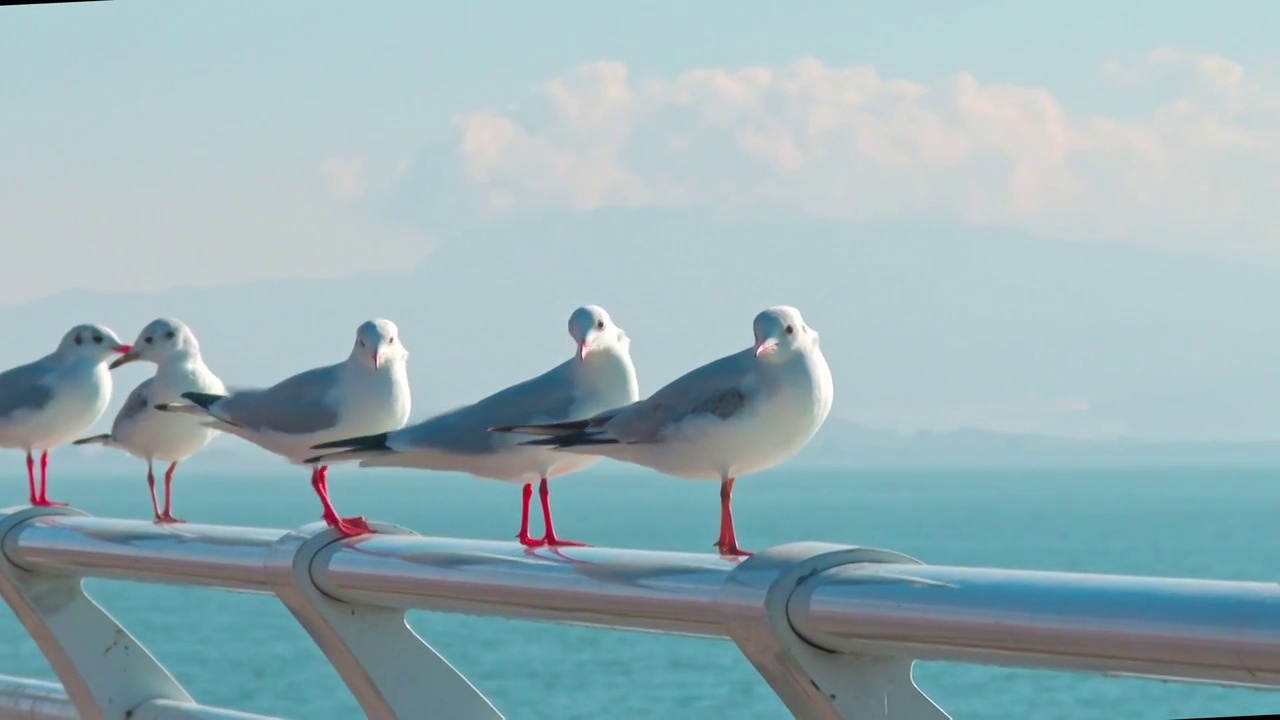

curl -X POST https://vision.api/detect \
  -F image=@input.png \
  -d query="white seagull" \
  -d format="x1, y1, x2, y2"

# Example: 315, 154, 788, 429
73, 318, 226, 523
156, 319, 411, 537
0, 323, 132, 506
307, 305, 640, 547
491, 306, 833, 557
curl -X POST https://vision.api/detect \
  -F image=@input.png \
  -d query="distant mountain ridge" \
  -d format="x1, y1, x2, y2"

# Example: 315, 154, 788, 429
54, 416, 1280, 478
6, 211, 1280, 454
800, 419, 1280, 468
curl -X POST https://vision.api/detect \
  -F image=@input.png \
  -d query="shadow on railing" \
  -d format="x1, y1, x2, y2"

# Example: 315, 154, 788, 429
0, 504, 1277, 719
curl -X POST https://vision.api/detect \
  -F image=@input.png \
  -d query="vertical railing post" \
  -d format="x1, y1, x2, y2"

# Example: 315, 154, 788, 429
263, 522, 504, 720
717, 542, 950, 720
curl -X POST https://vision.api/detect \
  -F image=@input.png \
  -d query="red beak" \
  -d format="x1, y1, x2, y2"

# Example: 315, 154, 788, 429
578, 341, 591, 360
373, 352, 381, 369
114, 344, 132, 354
754, 339, 778, 358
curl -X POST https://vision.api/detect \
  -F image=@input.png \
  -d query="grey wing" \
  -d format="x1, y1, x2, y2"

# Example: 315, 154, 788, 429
111, 378, 155, 436
214, 364, 341, 434
0, 357, 57, 420
397, 364, 578, 454
605, 350, 757, 443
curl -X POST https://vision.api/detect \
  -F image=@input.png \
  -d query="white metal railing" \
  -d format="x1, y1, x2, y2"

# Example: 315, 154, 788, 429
0, 504, 1277, 720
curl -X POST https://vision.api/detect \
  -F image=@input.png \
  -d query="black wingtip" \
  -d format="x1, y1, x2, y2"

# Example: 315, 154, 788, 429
517, 436, 564, 447
518, 432, 620, 448
181, 392, 226, 410
71, 434, 111, 446
490, 418, 595, 437
310, 432, 391, 452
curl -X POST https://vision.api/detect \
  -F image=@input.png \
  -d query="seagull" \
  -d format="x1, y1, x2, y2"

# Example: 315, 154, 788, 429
73, 318, 226, 523
155, 319, 411, 537
306, 305, 640, 547
491, 306, 833, 557
0, 323, 132, 507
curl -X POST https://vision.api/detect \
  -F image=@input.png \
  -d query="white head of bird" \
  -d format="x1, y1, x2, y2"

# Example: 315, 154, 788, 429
110, 317, 202, 370
351, 319, 407, 370
56, 323, 131, 365
568, 305, 628, 361
752, 306, 819, 363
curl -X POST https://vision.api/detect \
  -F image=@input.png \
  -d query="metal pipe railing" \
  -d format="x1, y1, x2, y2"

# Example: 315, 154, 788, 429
789, 562, 1280, 688
0, 675, 77, 720
0, 506, 1277, 720
4, 515, 284, 591
0, 674, 287, 720
311, 534, 738, 637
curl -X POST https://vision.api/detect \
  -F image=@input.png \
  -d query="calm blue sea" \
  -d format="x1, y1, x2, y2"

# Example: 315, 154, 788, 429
0, 464, 1276, 720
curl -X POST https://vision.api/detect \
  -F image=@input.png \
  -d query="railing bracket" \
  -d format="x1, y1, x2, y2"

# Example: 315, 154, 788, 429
718, 542, 950, 720
264, 522, 503, 720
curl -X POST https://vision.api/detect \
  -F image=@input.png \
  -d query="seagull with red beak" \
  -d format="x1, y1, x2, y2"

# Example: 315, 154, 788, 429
156, 319, 410, 537
307, 305, 639, 547
491, 306, 833, 557
0, 323, 132, 507
73, 317, 226, 523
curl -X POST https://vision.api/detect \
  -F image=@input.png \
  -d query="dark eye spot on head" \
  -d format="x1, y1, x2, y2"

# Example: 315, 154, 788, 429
388, 337, 395, 345
595, 320, 605, 330
144, 336, 154, 345
92, 335, 103, 345
164, 330, 175, 340
74, 334, 83, 346
358, 339, 366, 348
785, 325, 794, 335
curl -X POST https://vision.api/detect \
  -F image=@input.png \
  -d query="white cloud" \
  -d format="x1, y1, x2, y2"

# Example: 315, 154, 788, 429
448, 49, 1280, 250
319, 155, 370, 201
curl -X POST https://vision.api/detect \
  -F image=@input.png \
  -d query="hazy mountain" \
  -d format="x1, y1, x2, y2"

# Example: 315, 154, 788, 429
4, 209, 1280, 451
51, 415, 1280, 479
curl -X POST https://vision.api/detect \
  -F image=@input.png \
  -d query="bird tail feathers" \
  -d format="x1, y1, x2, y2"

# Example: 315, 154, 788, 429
311, 432, 392, 452
517, 430, 620, 449
153, 402, 212, 418
71, 434, 112, 446
182, 392, 227, 411
303, 432, 393, 465
302, 448, 384, 464
489, 418, 592, 437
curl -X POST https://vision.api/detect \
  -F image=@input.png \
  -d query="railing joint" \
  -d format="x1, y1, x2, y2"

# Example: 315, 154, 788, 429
262, 521, 502, 720
717, 542, 947, 720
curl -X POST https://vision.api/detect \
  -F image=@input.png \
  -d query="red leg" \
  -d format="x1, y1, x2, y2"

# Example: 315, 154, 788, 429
311, 465, 372, 537
714, 478, 732, 549
35, 450, 66, 507
158, 462, 185, 523
716, 477, 752, 557
539, 478, 587, 547
517, 482, 544, 547
147, 464, 163, 522
25, 451, 37, 505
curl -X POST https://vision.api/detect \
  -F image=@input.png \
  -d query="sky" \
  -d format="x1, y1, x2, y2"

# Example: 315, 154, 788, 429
5, 1, 1280, 443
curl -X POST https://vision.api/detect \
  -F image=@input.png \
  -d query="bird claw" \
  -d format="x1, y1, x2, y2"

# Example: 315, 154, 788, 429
543, 536, 588, 548
32, 498, 68, 508
517, 532, 546, 548
326, 514, 374, 538
155, 514, 187, 525
713, 538, 753, 557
